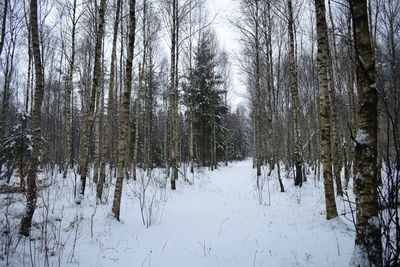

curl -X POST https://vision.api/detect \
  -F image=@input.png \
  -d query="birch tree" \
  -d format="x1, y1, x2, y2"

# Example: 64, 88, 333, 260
97, 0, 122, 202
350, 0, 382, 265
132, 0, 147, 181
315, 0, 338, 220
76, 0, 106, 203
19, 0, 45, 236
63, 0, 79, 178
0, 0, 8, 57
112, 0, 136, 220
253, 0, 262, 179
169, 0, 179, 190
287, 0, 303, 186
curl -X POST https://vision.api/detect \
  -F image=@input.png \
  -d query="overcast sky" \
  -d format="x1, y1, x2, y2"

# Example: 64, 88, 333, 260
205, 0, 247, 109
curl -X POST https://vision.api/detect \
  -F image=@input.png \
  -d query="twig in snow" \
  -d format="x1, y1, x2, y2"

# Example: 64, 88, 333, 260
218, 217, 229, 236
329, 221, 341, 256
161, 237, 169, 253
253, 250, 258, 267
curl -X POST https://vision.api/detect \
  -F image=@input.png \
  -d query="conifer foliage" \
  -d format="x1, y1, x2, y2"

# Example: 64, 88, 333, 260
189, 31, 227, 166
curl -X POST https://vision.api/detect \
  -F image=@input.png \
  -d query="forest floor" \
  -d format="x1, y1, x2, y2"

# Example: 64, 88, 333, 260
1, 159, 355, 266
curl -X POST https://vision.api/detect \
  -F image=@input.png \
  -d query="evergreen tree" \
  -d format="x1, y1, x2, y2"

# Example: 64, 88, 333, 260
225, 106, 250, 161
0, 112, 33, 185
189, 31, 227, 166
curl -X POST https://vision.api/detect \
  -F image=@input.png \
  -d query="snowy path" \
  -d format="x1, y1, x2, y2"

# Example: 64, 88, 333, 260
69, 159, 354, 267
1, 159, 354, 266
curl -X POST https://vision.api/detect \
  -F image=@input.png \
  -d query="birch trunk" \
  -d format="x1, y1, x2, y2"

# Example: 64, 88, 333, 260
0, 46, 11, 141
328, 73, 343, 196
188, 0, 194, 173
93, 38, 106, 183
346, 14, 357, 188
97, 0, 122, 201
327, 0, 343, 196
315, 0, 338, 220
265, 2, 275, 176
0, 0, 11, 160
76, 0, 106, 203
132, 0, 147, 180
287, 0, 303, 186
174, 0, 180, 176
254, 0, 262, 178
350, 0, 382, 264
19, 0, 44, 236
0, 0, 8, 57
93, 60, 104, 183
112, 0, 136, 221
275, 31, 285, 192
170, 0, 179, 189
144, 43, 154, 171
63, 0, 77, 179
133, 63, 143, 181
164, 93, 170, 175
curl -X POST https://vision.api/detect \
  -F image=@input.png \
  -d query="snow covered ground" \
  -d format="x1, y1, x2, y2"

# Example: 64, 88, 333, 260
1, 159, 355, 266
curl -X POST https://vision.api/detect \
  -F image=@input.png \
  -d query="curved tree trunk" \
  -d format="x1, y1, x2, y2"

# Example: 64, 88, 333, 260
19, 0, 45, 236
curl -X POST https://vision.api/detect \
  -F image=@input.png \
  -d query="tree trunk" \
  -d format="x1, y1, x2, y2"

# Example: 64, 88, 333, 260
315, 0, 338, 220
133, 0, 147, 180
93, 39, 106, 184
254, 0, 262, 178
346, 12, 357, 188
63, 0, 77, 179
93, 58, 104, 183
0, 0, 8, 57
25, 26, 32, 114
112, 0, 136, 221
144, 40, 154, 172
328, 80, 343, 196
188, 0, 194, 173
19, 0, 45, 236
97, 0, 122, 202
350, 0, 382, 265
287, 0, 303, 186
265, 2, 277, 178
76, 0, 106, 203
275, 31, 285, 192
0, 48, 11, 141
170, 0, 179, 190
164, 93, 170, 175
327, 0, 343, 196
133, 63, 143, 180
